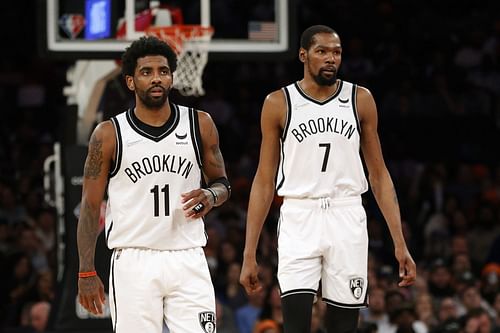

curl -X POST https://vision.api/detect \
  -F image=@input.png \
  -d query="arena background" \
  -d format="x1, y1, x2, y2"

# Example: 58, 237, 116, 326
1, 1, 500, 333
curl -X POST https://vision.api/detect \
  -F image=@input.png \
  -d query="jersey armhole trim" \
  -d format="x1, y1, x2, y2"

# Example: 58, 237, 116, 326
281, 86, 292, 141
189, 108, 204, 169
109, 116, 122, 178
351, 84, 361, 135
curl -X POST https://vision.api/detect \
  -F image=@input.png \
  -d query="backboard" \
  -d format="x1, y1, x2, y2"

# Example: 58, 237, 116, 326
39, 0, 296, 60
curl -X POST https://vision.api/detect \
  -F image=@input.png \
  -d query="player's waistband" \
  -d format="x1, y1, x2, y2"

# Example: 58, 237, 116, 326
283, 196, 361, 209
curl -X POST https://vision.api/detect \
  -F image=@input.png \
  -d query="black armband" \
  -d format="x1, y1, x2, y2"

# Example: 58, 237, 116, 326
208, 177, 231, 199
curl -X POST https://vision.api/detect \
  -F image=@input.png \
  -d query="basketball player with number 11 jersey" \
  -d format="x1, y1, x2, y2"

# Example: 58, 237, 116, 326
77, 36, 230, 333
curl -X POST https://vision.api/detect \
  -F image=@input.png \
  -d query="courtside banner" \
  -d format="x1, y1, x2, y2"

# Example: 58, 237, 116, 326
51, 145, 112, 332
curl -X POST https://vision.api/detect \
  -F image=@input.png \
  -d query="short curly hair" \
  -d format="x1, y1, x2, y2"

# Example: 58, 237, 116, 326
121, 36, 177, 77
300, 25, 338, 50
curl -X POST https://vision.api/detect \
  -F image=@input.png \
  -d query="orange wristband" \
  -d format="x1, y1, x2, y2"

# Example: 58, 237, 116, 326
78, 271, 97, 278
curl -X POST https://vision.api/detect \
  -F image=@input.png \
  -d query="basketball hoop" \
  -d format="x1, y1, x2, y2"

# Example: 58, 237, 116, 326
146, 25, 213, 97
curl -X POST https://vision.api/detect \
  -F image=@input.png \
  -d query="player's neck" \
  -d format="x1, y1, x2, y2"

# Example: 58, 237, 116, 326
134, 102, 171, 127
298, 78, 340, 101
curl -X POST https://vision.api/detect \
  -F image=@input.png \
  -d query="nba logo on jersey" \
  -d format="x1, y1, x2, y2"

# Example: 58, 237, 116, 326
349, 277, 364, 300
198, 311, 215, 333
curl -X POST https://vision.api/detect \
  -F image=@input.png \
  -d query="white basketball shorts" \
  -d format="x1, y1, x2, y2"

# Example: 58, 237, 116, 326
109, 247, 216, 333
277, 196, 368, 308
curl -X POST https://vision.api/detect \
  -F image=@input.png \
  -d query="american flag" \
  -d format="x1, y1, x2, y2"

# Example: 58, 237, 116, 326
248, 21, 278, 41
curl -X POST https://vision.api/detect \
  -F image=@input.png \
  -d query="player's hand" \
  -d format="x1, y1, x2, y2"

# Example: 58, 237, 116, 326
395, 246, 416, 287
239, 258, 262, 295
181, 189, 214, 219
78, 275, 106, 315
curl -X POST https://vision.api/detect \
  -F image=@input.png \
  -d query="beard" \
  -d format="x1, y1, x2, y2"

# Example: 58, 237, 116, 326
312, 69, 337, 86
136, 85, 170, 109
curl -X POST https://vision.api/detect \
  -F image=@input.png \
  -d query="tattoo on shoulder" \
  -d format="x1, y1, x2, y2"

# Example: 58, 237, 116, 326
84, 134, 103, 179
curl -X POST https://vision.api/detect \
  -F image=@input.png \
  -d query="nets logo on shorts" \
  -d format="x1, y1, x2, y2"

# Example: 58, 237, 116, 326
198, 311, 215, 333
349, 277, 364, 300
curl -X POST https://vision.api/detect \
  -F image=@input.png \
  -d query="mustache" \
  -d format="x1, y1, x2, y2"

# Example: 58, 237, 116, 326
147, 85, 166, 92
320, 66, 337, 73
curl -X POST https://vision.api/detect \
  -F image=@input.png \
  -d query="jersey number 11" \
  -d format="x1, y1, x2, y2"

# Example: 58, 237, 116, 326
150, 184, 170, 217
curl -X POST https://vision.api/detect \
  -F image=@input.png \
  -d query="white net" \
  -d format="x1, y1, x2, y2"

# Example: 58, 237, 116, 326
147, 25, 213, 96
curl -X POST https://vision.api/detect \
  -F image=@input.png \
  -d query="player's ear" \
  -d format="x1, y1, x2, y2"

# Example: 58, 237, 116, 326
299, 48, 306, 63
125, 75, 135, 91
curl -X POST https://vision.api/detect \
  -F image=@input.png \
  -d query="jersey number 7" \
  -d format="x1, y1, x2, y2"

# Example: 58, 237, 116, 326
319, 143, 331, 172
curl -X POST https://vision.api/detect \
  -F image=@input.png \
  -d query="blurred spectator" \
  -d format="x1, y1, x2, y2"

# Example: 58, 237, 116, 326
255, 283, 283, 330
215, 298, 240, 333
456, 284, 496, 319
2, 252, 37, 327
235, 287, 266, 333
415, 292, 438, 330
467, 202, 500, 268
360, 286, 391, 332
390, 302, 428, 333
15, 225, 48, 274
436, 297, 460, 324
453, 271, 478, 298
217, 240, 240, 277
32, 209, 55, 254
451, 253, 473, 279
29, 301, 50, 333
216, 261, 248, 309
32, 271, 55, 303
428, 259, 456, 300
462, 307, 495, 333
479, 263, 500, 306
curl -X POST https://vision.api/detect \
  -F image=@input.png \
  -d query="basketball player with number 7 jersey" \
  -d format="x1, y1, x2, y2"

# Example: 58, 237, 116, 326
240, 25, 416, 333
76, 36, 230, 333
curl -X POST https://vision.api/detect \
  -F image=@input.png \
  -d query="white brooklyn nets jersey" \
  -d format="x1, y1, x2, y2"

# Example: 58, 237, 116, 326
277, 81, 368, 198
105, 106, 206, 250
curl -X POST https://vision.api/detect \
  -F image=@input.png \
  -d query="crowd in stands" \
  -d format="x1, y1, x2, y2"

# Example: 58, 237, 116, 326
1, 0, 500, 332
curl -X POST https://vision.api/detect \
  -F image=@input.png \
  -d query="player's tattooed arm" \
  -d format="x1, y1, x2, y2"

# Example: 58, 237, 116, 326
77, 200, 100, 271
84, 133, 103, 179
77, 122, 114, 271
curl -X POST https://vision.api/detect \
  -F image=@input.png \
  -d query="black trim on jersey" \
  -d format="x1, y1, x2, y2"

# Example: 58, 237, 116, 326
294, 80, 343, 105
276, 139, 286, 191
351, 84, 361, 135
105, 221, 113, 246
281, 87, 292, 141
109, 117, 122, 178
125, 104, 180, 142
322, 297, 368, 309
281, 288, 317, 298
276, 211, 282, 239
275, 87, 291, 191
111, 252, 117, 332
188, 108, 204, 169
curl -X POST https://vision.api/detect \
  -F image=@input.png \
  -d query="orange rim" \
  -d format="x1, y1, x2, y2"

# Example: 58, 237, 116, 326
145, 25, 213, 53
